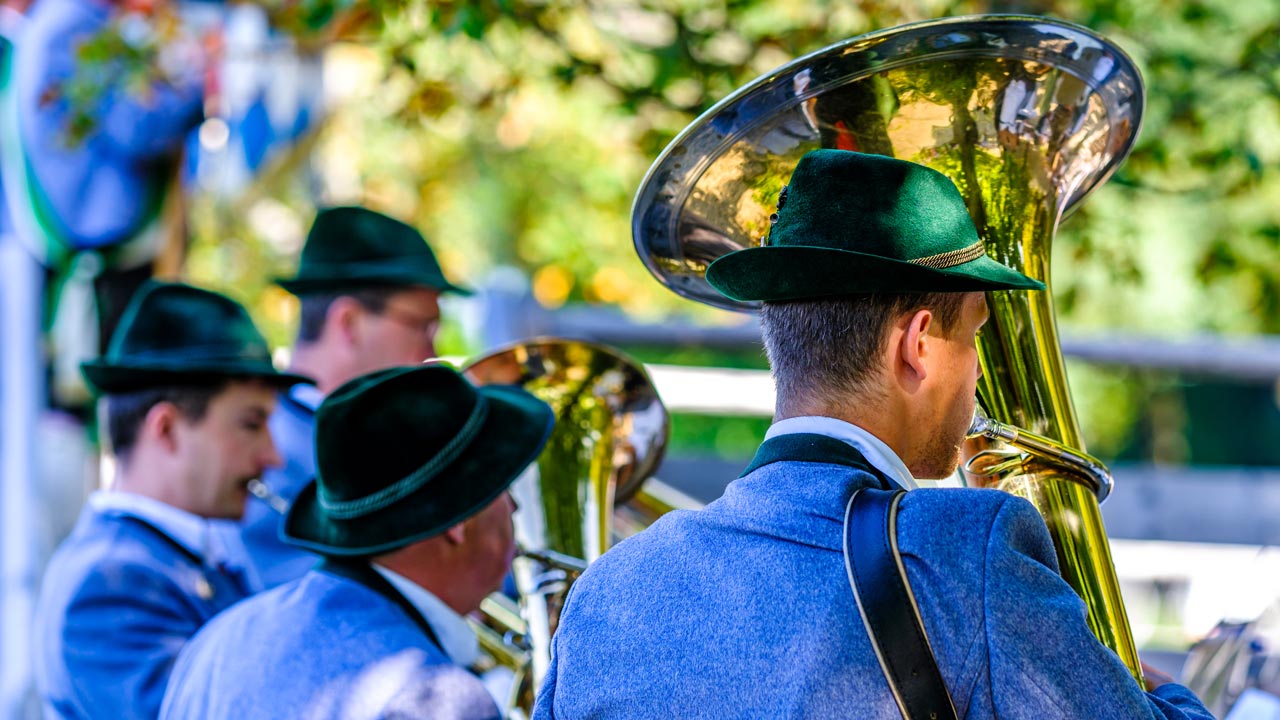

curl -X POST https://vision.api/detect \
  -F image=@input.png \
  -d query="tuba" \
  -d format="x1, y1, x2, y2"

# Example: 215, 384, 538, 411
462, 338, 670, 717
630, 15, 1146, 681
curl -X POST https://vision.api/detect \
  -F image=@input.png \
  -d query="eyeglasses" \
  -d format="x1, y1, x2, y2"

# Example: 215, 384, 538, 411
375, 305, 441, 339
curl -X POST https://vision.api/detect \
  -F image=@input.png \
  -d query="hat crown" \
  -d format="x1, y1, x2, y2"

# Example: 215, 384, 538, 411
314, 365, 486, 511
768, 150, 982, 261
107, 282, 271, 365
303, 207, 436, 264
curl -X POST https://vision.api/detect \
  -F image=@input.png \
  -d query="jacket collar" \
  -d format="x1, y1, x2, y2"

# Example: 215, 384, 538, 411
316, 558, 443, 651
283, 382, 325, 414
712, 434, 894, 551
372, 565, 480, 667
89, 490, 227, 565
763, 416, 917, 489
742, 433, 893, 485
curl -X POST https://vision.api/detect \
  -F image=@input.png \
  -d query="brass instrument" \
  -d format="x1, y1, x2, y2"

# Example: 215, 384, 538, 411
966, 406, 1112, 503
630, 15, 1146, 682
463, 338, 669, 717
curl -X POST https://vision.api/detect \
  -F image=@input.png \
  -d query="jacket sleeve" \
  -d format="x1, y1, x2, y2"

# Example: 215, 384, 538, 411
58, 563, 199, 720
530, 625, 562, 719
982, 495, 1213, 720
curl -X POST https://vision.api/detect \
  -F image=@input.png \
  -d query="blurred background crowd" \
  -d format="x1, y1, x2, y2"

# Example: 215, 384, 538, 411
3, 0, 1280, 717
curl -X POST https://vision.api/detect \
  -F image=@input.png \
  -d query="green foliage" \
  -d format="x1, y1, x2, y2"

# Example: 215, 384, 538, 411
54, 18, 163, 145
65, 0, 1280, 458
669, 412, 773, 457
1056, 0, 1280, 334
273, 0, 1280, 334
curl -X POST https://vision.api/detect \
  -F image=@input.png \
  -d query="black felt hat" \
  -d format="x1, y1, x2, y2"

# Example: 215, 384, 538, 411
705, 150, 1043, 302
80, 281, 312, 394
276, 206, 472, 296
283, 364, 553, 557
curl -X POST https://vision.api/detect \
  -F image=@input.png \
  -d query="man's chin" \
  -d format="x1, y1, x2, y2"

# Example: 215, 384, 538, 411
912, 450, 964, 481
213, 483, 253, 521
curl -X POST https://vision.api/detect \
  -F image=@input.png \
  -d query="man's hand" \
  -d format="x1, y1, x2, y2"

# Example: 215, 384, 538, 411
1142, 662, 1178, 691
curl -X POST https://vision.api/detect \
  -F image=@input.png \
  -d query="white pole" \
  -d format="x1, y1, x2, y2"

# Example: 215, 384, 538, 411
0, 232, 44, 719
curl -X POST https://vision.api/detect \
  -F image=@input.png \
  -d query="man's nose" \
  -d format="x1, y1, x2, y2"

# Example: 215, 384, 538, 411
261, 436, 283, 469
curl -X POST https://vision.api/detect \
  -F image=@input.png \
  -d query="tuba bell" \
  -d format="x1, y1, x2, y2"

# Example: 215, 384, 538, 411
630, 15, 1146, 682
462, 338, 670, 717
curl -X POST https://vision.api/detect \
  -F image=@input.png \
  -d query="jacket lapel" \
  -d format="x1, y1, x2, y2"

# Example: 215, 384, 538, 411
707, 434, 896, 552
105, 514, 251, 609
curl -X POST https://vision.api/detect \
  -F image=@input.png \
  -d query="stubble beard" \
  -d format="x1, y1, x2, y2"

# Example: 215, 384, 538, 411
914, 404, 973, 480
915, 437, 964, 480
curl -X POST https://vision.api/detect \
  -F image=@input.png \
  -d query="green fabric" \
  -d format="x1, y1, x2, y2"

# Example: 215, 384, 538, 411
276, 206, 471, 296
80, 281, 312, 394
740, 433, 885, 479
283, 364, 554, 557
705, 150, 1044, 301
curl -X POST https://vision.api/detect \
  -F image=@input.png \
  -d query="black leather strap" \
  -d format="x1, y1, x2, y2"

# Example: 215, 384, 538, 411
743, 431, 951, 717
318, 558, 444, 652
844, 489, 956, 720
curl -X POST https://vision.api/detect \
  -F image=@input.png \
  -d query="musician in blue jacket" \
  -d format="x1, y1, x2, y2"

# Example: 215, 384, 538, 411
533, 150, 1214, 719
161, 363, 554, 720
229, 205, 471, 589
35, 282, 311, 720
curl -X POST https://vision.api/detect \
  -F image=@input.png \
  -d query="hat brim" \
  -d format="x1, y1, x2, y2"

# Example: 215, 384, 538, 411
80, 361, 313, 396
281, 384, 554, 557
276, 274, 473, 298
705, 245, 1044, 302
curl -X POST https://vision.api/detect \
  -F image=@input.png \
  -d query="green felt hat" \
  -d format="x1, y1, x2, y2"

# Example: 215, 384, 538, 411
283, 364, 554, 557
705, 150, 1044, 301
80, 282, 312, 395
276, 206, 472, 296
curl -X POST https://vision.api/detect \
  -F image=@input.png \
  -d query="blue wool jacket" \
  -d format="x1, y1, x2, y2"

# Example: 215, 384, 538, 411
159, 567, 500, 720
231, 388, 322, 588
533, 434, 1213, 720
36, 505, 250, 720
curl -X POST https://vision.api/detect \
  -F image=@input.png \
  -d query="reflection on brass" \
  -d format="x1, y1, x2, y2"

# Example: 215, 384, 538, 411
464, 339, 669, 717
630, 16, 1145, 682
967, 406, 1113, 501
467, 594, 530, 678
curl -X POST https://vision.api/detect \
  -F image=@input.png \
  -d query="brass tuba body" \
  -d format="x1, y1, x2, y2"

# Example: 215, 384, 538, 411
630, 15, 1145, 681
463, 338, 670, 717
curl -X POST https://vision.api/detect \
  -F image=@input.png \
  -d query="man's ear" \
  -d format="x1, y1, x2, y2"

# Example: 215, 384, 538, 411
143, 401, 182, 454
328, 296, 364, 346
896, 308, 933, 385
443, 522, 467, 545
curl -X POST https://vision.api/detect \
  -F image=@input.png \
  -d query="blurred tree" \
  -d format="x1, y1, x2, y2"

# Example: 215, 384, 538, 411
62, 0, 1274, 330
230, 0, 1280, 329
60, 0, 1280, 456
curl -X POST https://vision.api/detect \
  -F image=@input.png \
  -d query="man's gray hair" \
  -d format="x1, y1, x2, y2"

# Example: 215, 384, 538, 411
296, 286, 406, 343
760, 292, 966, 414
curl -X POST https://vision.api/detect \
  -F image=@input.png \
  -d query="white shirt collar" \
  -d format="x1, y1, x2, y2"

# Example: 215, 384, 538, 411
764, 416, 918, 490
370, 565, 482, 667
288, 383, 325, 411
88, 490, 234, 565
